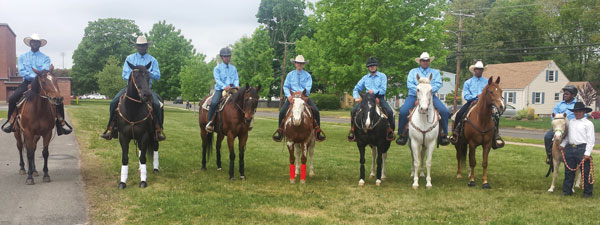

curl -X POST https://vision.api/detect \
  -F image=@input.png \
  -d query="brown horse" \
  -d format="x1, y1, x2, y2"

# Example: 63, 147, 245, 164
199, 83, 260, 180
283, 90, 316, 184
455, 76, 504, 189
12, 65, 63, 184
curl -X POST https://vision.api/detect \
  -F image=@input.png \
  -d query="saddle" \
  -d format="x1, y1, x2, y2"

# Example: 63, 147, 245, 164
201, 89, 238, 112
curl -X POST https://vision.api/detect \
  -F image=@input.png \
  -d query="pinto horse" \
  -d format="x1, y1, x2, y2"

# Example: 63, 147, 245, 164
283, 90, 316, 184
455, 76, 504, 189
115, 62, 159, 189
199, 83, 260, 180
408, 74, 439, 189
352, 92, 391, 186
11, 65, 62, 184
546, 113, 580, 192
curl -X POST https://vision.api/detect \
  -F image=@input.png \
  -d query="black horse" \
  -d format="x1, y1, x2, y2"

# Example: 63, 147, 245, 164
351, 92, 391, 186
116, 62, 159, 189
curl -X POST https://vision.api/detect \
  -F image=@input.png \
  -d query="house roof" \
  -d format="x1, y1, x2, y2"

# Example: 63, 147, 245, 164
567, 81, 594, 90
0, 23, 16, 37
482, 60, 554, 89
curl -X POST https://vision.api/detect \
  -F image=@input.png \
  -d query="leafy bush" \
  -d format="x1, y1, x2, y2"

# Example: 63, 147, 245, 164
515, 108, 528, 120
526, 107, 536, 120
310, 93, 341, 110
592, 111, 600, 119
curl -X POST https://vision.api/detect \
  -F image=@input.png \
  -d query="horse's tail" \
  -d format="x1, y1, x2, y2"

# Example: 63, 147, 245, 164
206, 131, 213, 160
545, 159, 554, 177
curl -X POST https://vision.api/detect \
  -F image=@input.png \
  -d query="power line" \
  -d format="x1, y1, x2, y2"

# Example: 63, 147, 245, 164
454, 43, 600, 54
447, 49, 598, 59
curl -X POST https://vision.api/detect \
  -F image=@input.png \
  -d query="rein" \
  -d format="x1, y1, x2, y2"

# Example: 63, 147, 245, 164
116, 69, 153, 139
408, 98, 440, 143
560, 147, 596, 189
354, 100, 384, 132
37, 73, 61, 106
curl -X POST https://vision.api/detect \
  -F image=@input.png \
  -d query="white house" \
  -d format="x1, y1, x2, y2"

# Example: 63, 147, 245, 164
483, 60, 570, 116
436, 71, 456, 106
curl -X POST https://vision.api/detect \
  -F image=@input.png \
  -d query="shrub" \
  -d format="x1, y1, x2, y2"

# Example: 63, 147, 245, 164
526, 107, 536, 120
592, 111, 600, 119
515, 108, 528, 120
310, 93, 341, 110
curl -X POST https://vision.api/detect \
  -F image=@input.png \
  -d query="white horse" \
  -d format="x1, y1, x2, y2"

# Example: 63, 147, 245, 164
547, 113, 580, 192
408, 74, 439, 189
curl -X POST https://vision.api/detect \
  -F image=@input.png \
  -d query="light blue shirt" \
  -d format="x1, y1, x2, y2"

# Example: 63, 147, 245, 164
18, 51, 50, 81
462, 76, 488, 101
213, 63, 239, 91
552, 99, 578, 120
283, 69, 312, 97
352, 72, 387, 99
122, 52, 160, 84
407, 67, 442, 96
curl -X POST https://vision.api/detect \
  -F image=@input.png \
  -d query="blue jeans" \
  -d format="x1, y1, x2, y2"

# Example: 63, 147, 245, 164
351, 95, 394, 131
397, 95, 448, 136
109, 88, 163, 128
544, 129, 553, 155
563, 144, 593, 196
207, 90, 223, 121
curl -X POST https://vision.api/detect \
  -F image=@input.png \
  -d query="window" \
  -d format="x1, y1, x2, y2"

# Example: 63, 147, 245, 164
554, 92, 560, 101
438, 93, 446, 102
546, 70, 559, 82
532, 92, 545, 104
503, 92, 516, 104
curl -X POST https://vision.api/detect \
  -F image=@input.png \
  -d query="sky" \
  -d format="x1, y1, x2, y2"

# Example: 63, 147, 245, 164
0, 0, 265, 69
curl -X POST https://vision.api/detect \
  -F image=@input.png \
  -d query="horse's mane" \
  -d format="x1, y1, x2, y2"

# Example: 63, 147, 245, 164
418, 77, 431, 84
233, 85, 250, 103
26, 71, 48, 100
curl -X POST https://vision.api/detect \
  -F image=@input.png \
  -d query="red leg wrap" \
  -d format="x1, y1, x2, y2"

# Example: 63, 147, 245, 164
301, 164, 307, 180
289, 164, 295, 179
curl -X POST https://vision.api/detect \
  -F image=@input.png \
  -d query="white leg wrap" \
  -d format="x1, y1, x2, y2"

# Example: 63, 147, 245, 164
153, 152, 159, 170
120, 165, 128, 183
140, 164, 147, 182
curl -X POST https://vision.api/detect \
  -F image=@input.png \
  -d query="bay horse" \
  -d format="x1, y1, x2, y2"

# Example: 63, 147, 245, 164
455, 76, 504, 189
12, 65, 62, 184
408, 74, 439, 189
546, 113, 580, 192
116, 62, 159, 189
352, 92, 390, 186
283, 90, 316, 184
199, 83, 260, 180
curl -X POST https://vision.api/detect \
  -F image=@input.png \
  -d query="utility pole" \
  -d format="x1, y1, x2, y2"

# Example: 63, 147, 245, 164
450, 11, 474, 114
60, 52, 65, 69
278, 41, 295, 108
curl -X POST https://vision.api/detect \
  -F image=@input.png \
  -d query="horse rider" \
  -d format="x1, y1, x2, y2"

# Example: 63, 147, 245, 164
396, 52, 450, 146
347, 57, 395, 141
272, 55, 326, 142
205, 47, 240, 133
450, 61, 504, 149
544, 85, 579, 163
2, 33, 72, 135
559, 102, 595, 198
101, 35, 164, 141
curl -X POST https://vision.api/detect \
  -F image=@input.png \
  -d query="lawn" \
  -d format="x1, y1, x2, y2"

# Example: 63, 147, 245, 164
69, 101, 599, 225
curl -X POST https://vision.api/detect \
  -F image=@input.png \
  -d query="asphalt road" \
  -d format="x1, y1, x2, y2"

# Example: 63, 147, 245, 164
0, 115, 88, 225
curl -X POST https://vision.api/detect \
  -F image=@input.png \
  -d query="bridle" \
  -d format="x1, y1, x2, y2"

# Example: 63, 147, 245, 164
116, 69, 153, 139
354, 96, 383, 132
37, 72, 62, 106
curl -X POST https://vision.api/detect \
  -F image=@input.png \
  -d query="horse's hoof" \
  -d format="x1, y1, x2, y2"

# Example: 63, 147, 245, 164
26, 178, 34, 185
376, 179, 382, 186
419, 173, 425, 178
201, 167, 207, 171
139, 181, 147, 188
43, 176, 51, 183
19, 169, 26, 175
358, 179, 365, 187
300, 179, 306, 184
229, 177, 235, 181
217, 168, 222, 171
426, 185, 432, 189
240, 176, 246, 180
457, 174, 462, 179
482, 183, 491, 189
369, 174, 375, 179
309, 171, 315, 177
153, 169, 159, 173
548, 188, 554, 193
290, 179, 295, 184
412, 185, 418, 190
32, 171, 39, 177
118, 182, 126, 189
468, 181, 476, 187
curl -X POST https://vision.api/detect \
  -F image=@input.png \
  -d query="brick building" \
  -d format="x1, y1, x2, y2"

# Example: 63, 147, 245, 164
0, 23, 71, 105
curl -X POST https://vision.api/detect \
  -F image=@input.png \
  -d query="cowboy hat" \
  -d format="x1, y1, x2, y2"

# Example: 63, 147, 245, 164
135, 35, 152, 45
568, 102, 593, 113
290, 55, 308, 64
469, 61, 486, 73
23, 33, 47, 47
414, 52, 434, 64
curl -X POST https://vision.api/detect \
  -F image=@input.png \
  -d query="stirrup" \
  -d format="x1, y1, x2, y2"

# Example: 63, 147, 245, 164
101, 129, 113, 140
272, 129, 283, 142
492, 138, 504, 150
347, 130, 355, 142
316, 129, 326, 142
205, 121, 214, 133
2, 121, 13, 133
156, 129, 166, 141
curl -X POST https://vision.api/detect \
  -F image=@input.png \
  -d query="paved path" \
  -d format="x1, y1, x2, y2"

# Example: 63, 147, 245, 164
0, 115, 88, 225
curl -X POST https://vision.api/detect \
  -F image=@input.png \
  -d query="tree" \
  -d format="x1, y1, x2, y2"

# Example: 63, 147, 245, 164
445, 90, 462, 106
71, 18, 141, 95
147, 20, 196, 100
95, 56, 126, 98
576, 83, 598, 106
179, 54, 215, 102
296, 0, 448, 96
231, 26, 275, 97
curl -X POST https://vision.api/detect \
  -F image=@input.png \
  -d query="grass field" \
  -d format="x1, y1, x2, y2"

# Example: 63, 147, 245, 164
69, 101, 599, 224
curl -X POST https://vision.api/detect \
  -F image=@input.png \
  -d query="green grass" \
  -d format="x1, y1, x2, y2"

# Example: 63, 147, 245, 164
70, 100, 600, 225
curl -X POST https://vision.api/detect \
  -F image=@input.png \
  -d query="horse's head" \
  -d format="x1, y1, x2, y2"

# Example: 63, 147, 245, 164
32, 64, 62, 105
357, 92, 378, 130
483, 76, 504, 114
551, 113, 568, 141
240, 83, 261, 124
415, 73, 433, 114
127, 62, 153, 103
289, 89, 309, 126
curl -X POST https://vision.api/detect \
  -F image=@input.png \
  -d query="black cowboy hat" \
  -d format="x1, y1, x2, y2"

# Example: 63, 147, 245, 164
568, 102, 592, 113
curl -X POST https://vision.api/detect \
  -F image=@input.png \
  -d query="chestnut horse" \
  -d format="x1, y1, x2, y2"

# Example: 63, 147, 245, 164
199, 83, 260, 180
283, 90, 316, 184
12, 65, 62, 184
455, 76, 504, 189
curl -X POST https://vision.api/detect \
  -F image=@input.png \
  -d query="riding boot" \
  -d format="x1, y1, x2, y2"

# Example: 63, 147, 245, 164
396, 128, 408, 145
272, 127, 284, 142
347, 126, 356, 142
2, 105, 16, 133
55, 105, 72, 136
155, 122, 166, 141
315, 126, 326, 142
438, 130, 450, 146
386, 126, 395, 141
101, 114, 116, 140
491, 128, 504, 149
205, 116, 216, 133
449, 125, 459, 145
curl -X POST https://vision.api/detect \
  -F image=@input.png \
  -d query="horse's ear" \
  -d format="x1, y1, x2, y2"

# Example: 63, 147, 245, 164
145, 62, 152, 70
256, 84, 262, 92
302, 89, 307, 96
495, 76, 500, 84
32, 68, 40, 75
429, 73, 432, 81
488, 76, 493, 85
245, 83, 249, 89
562, 113, 566, 118
49, 64, 54, 73
552, 113, 555, 118
127, 61, 135, 70
416, 73, 420, 81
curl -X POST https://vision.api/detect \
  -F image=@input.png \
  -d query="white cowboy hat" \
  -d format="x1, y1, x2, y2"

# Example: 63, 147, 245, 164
135, 35, 152, 45
414, 52, 434, 64
468, 61, 486, 73
290, 55, 308, 64
23, 33, 47, 47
